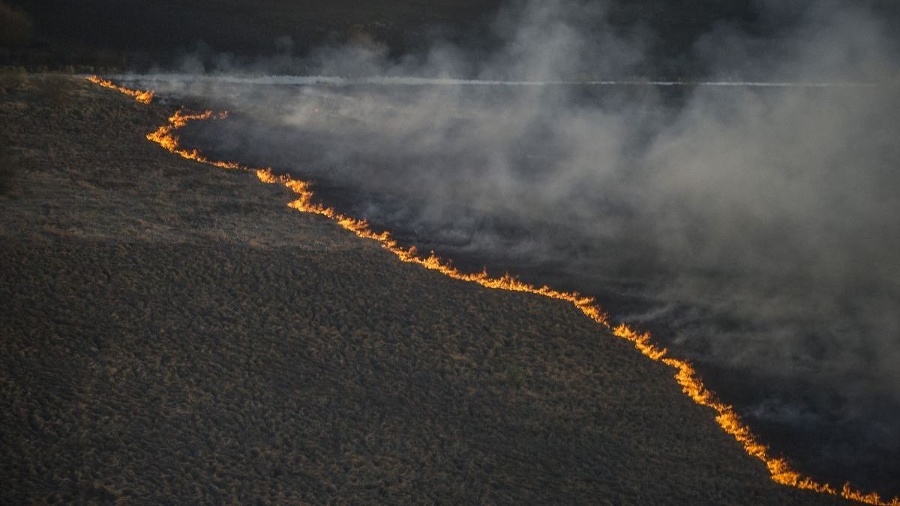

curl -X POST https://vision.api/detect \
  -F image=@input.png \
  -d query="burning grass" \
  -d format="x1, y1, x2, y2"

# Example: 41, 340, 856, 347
87, 75, 153, 104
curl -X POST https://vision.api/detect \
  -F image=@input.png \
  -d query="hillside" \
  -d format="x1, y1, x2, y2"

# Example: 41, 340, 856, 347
0, 74, 847, 504
0, 76, 848, 504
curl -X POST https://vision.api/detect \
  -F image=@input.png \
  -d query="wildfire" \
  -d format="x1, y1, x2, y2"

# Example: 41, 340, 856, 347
88, 76, 899, 506
86, 75, 154, 104
145, 110, 240, 170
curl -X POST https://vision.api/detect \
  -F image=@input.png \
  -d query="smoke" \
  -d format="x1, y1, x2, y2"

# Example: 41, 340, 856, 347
122, 0, 900, 494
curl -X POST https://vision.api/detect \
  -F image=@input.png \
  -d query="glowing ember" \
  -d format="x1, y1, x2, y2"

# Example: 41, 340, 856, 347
88, 76, 900, 506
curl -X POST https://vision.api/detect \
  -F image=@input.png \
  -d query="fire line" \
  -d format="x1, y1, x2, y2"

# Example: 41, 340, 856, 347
87, 75, 898, 506
87, 75, 155, 104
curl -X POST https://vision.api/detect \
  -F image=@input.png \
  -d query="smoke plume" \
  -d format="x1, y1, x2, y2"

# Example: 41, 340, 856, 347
122, 0, 900, 495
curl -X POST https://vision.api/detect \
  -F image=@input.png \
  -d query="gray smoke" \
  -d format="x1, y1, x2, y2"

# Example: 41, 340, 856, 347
122, 0, 900, 494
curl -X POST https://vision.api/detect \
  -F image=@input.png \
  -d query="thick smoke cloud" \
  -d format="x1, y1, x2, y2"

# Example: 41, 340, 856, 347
126, 0, 900, 494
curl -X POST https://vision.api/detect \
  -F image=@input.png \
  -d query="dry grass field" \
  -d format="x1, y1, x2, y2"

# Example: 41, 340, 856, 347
0, 75, 845, 504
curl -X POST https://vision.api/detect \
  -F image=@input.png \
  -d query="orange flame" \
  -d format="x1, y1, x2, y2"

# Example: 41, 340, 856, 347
145, 110, 240, 170
86, 75, 154, 104
88, 76, 900, 506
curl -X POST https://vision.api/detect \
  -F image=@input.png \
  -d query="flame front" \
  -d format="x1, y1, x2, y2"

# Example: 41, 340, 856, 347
145, 110, 240, 170
86, 75, 154, 104
88, 76, 899, 506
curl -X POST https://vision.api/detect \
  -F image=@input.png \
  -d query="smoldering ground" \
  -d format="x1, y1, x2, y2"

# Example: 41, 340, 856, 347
121, 0, 900, 496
